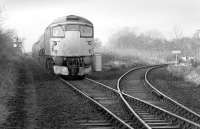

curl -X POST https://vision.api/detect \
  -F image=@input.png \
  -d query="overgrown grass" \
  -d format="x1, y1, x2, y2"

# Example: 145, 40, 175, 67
149, 66, 200, 114
167, 64, 200, 86
0, 60, 19, 125
0, 27, 22, 124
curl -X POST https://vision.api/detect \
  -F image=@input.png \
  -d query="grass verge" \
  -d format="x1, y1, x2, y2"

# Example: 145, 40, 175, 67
148, 66, 200, 114
0, 56, 23, 125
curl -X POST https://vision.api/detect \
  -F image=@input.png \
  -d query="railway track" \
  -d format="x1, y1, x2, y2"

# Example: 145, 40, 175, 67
60, 65, 200, 129
60, 78, 134, 129
117, 65, 200, 128
145, 65, 200, 124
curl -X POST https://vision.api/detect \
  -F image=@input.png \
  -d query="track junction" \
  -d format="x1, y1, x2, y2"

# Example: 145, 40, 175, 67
60, 65, 200, 129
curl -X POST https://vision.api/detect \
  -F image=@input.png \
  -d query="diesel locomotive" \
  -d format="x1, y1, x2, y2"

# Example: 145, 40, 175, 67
32, 15, 101, 76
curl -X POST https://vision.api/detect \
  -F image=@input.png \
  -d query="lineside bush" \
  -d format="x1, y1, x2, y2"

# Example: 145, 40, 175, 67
0, 26, 21, 125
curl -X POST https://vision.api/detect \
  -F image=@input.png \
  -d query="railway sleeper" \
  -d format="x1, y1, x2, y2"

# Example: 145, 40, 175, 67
123, 97, 181, 129
151, 125, 180, 129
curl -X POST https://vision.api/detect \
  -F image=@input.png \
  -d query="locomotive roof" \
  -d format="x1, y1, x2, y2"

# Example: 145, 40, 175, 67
50, 15, 93, 26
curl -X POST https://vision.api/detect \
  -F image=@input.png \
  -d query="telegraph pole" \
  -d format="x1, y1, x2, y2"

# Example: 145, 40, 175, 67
13, 37, 24, 55
172, 50, 181, 66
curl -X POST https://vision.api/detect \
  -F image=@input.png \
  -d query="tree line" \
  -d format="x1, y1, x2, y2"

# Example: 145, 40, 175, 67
107, 28, 200, 59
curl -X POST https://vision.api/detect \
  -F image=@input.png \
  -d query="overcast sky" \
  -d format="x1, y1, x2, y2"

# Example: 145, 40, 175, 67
1, 0, 200, 51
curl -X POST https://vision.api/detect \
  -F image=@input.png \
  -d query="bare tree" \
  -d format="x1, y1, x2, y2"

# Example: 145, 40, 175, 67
173, 25, 183, 40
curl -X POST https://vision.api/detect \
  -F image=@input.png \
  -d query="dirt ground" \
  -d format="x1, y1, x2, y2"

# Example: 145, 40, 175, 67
87, 63, 142, 89
148, 66, 200, 114
2, 56, 107, 129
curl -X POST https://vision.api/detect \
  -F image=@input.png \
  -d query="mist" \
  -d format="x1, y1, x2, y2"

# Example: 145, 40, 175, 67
102, 27, 200, 64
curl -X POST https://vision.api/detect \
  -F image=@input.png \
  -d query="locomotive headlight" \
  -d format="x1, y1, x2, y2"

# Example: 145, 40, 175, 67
53, 66, 69, 75
84, 56, 92, 65
61, 67, 68, 74
53, 41, 58, 46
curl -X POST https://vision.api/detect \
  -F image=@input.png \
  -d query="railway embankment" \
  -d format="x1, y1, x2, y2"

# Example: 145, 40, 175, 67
147, 66, 200, 114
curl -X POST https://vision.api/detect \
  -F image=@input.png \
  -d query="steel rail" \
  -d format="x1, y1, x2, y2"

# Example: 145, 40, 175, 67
87, 65, 200, 128
88, 77, 200, 128
118, 65, 200, 128
0, 127, 22, 129
117, 66, 156, 129
87, 65, 154, 129
123, 92, 200, 129
145, 65, 200, 124
59, 78, 134, 129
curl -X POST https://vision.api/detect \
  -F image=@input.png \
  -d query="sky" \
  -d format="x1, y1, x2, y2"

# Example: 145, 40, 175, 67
1, 0, 200, 51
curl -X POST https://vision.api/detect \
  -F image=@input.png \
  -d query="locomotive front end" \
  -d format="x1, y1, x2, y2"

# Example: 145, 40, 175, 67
49, 15, 95, 76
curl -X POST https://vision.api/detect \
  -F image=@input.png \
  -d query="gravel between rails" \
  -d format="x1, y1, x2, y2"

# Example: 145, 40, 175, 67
67, 79, 140, 128
87, 69, 200, 128
116, 66, 200, 125
68, 79, 132, 120
119, 67, 158, 101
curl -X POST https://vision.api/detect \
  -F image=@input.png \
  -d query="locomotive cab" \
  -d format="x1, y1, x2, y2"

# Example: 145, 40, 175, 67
35, 15, 101, 76
32, 15, 101, 76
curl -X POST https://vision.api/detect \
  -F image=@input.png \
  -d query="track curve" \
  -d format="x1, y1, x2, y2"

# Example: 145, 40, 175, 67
117, 65, 200, 129
88, 74, 200, 128
145, 65, 200, 124
60, 65, 200, 129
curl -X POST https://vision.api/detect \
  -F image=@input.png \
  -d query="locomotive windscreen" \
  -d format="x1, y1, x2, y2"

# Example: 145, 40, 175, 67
80, 26, 93, 37
52, 26, 65, 37
52, 24, 93, 38
65, 24, 93, 37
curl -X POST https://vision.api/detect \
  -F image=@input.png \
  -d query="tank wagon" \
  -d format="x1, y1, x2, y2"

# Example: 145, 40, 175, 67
32, 15, 101, 76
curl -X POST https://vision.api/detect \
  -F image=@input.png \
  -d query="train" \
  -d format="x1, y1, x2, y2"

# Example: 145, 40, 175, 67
32, 15, 101, 77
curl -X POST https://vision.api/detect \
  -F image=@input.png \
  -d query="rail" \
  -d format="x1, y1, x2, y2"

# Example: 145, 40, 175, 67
87, 65, 200, 128
145, 65, 200, 124
60, 78, 134, 129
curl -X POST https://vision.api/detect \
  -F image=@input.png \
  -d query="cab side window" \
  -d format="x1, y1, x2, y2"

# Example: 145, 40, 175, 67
39, 49, 45, 56
52, 26, 65, 37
